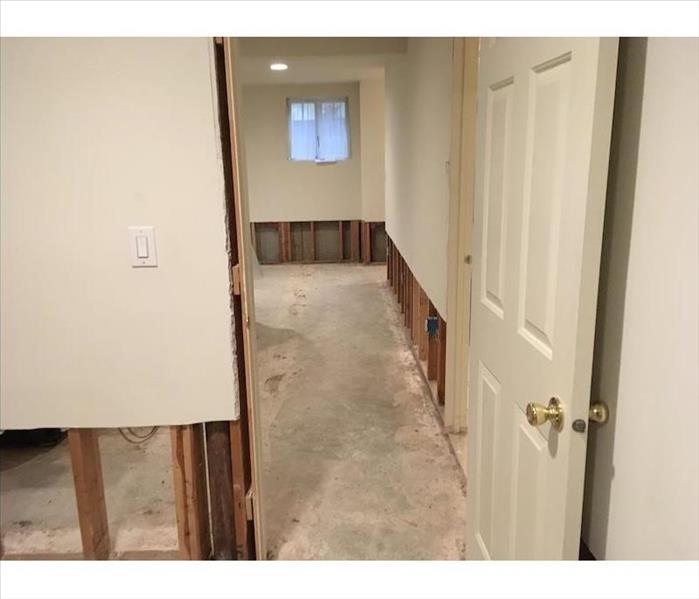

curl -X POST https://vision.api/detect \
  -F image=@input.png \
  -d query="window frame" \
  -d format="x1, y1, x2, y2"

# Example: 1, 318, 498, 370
286, 96, 351, 163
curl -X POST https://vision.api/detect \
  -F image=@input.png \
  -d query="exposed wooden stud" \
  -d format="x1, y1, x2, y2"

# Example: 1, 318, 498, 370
437, 315, 447, 404
230, 420, 255, 559
427, 302, 439, 381
395, 250, 401, 299
338, 221, 345, 261
205, 422, 236, 560
171, 424, 211, 560
309, 221, 316, 261
412, 275, 421, 343
350, 220, 360, 261
361, 221, 371, 264
398, 256, 406, 314
386, 237, 391, 281
394, 246, 400, 295
418, 288, 429, 360
279, 222, 291, 263
275, 222, 283, 263
68, 429, 110, 560
404, 268, 411, 327
211, 39, 250, 561
404, 268, 409, 322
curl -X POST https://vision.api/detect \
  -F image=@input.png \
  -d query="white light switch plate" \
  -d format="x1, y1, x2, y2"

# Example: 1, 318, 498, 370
128, 226, 157, 267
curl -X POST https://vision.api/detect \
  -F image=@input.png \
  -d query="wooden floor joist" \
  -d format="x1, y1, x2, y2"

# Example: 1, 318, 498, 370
68, 429, 110, 560
171, 424, 211, 560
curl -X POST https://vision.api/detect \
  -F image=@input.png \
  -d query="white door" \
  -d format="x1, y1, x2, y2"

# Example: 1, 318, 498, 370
466, 38, 618, 559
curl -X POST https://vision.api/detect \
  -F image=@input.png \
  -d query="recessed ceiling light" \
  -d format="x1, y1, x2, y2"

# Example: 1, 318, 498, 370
270, 63, 288, 71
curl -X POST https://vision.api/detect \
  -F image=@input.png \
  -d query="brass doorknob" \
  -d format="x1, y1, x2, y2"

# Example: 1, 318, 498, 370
526, 397, 564, 432
589, 402, 609, 424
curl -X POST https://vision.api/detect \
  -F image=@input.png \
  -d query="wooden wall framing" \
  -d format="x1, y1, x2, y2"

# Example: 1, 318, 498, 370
0, 423, 241, 561
252, 220, 386, 265
387, 235, 447, 407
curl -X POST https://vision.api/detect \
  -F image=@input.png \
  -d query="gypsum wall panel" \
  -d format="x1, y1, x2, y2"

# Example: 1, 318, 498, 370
0, 38, 238, 429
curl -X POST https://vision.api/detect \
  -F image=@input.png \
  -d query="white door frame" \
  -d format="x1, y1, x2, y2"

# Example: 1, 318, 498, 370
223, 37, 267, 559
444, 38, 479, 432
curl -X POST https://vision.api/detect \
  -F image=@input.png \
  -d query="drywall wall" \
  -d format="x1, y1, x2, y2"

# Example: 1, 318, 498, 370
582, 38, 699, 559
359, 77, 386, 222
243, 82, 361, 223
385, 38, 453, 317
0, 38, 238, 428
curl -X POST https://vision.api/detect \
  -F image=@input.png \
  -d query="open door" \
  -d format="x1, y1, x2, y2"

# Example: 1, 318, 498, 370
466, 38, 618, 559
222, 38, 267, 559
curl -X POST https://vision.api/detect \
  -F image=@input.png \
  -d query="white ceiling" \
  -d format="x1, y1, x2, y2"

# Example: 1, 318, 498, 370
237, 38, 406, 86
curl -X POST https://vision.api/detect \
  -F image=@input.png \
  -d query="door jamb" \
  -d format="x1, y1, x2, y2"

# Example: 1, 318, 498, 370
222, 37, 266, 559
444, 38, 479, 432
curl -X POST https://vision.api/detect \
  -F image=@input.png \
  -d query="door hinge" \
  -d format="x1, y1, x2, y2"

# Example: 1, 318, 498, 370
232, 263, 241, 296
245, 487, 254, 521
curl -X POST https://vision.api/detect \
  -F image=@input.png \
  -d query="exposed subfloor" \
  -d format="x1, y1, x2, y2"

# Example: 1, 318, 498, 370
254, 263, 467, 559
0, 428, 178, 557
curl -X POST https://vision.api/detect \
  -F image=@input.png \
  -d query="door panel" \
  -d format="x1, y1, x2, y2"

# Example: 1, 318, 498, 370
518, 54, 570, 360
466, 38, 618, 560
481, 78, 512, 320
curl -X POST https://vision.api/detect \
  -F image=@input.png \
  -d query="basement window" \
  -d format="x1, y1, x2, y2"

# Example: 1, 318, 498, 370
287, 98, 349, 163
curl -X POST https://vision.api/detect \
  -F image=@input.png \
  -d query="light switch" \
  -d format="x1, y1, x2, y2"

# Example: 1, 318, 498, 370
135, 235, 149, 259
128, 226, 157, 267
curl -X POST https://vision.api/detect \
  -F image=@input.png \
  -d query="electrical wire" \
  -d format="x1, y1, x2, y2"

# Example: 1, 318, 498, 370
118, 426, 159, 445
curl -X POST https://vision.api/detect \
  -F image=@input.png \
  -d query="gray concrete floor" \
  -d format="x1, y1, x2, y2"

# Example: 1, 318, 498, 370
254, 263, 466, 559
0, 428, 178, 556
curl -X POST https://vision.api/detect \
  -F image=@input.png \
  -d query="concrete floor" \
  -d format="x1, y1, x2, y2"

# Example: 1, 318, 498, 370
254, 263, 466, 559
0, 428, 177, 556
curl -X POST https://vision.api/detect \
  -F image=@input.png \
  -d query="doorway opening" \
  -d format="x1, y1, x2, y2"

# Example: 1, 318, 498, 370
230, 37, 474, 559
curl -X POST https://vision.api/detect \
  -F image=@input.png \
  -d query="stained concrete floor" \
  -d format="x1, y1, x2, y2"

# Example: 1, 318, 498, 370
0, 428, 178, 556
254, 263, 467, 560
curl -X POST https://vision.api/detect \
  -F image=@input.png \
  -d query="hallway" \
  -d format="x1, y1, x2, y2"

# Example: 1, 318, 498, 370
254, 264, 466, 559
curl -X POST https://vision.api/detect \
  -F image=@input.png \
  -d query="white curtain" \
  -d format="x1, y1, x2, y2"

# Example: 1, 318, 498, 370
316, 100, 349, 161
288, 99, 349, 162
289, 101, 316, 160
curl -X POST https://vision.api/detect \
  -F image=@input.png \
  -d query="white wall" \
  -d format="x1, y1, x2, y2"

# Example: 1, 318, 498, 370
385, 39, 453, 317
359, 78, 385, 222
0, 38, 238, 428
582, 38, 699, 559
243, 82, 362, 223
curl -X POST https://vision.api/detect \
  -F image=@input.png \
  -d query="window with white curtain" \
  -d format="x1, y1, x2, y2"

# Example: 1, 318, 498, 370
288, 98, 349, 162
